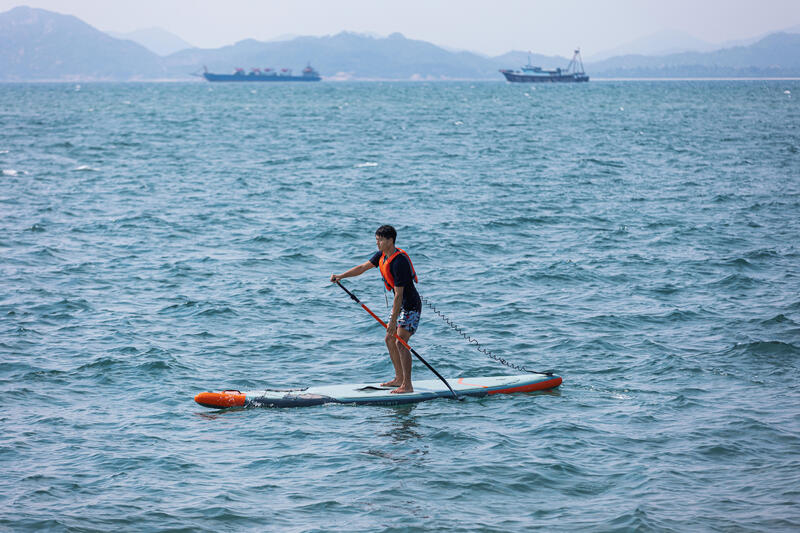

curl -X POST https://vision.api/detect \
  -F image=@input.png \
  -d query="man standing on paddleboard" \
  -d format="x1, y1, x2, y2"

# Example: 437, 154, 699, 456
330, 225, 421, 394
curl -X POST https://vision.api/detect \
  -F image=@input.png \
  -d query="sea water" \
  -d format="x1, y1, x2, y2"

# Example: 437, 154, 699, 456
1, 81, 799, 531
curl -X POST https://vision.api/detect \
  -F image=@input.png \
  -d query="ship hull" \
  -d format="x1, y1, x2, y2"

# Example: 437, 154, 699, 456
203, 73, 321, 82
500, 70, 588, 83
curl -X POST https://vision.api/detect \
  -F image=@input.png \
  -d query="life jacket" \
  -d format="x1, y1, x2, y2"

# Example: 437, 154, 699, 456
379, 248, 418, 291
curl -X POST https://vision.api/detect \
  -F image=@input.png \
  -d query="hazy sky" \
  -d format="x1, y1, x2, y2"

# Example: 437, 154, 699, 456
3, 0, 800, 56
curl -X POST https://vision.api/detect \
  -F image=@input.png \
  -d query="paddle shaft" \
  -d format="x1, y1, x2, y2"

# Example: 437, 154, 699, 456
335, 281, 459, 400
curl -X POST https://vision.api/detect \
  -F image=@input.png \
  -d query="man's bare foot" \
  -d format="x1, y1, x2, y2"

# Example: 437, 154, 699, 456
391, 386, 413, 394
381, 379, 401, 387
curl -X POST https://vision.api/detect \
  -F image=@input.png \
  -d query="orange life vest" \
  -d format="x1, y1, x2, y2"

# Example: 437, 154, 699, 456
379, 248, 418, 291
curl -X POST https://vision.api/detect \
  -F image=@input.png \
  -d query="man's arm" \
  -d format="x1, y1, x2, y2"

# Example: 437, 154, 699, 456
387, 285, 404, 336
330, 261, 374, 283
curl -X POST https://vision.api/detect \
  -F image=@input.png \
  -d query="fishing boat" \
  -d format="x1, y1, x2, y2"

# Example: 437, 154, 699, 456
500, 49, 589, 83
202, 64, 321, 82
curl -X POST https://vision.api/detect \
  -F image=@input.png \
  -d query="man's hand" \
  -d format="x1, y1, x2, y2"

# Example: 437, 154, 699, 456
330, 261, 374, 284
386, 320, 397, 338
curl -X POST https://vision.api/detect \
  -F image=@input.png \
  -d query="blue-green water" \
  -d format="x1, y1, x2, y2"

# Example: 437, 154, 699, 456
1, 81, 799, 531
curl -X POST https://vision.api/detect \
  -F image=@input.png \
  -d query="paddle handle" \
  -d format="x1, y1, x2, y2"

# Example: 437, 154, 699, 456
335, 281, 459, 400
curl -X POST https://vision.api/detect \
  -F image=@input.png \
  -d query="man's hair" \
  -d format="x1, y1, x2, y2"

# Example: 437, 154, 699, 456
375, 225, 397, 242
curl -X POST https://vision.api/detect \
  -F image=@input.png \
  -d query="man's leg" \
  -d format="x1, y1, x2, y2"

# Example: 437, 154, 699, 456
382, 332, 403, 387
392, 327, 414, 393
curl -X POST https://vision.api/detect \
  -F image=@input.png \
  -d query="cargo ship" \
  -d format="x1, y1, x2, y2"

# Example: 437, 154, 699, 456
202, 64, 321, 82
500, 49, 588, 83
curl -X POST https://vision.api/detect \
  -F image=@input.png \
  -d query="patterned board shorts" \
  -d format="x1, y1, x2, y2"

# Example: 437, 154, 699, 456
390, 309, 421, 334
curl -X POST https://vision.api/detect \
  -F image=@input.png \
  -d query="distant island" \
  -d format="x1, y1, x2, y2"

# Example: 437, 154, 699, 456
2, 6, 800, 81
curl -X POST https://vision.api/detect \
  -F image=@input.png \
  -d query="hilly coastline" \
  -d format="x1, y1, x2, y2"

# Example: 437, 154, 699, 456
0, 6, 165, 80
2, 5, 799, 81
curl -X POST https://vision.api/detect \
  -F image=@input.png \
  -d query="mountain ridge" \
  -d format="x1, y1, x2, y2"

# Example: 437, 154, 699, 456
0, 6, 165, 80
2, 6, 799, 81
106, 27, 196, 57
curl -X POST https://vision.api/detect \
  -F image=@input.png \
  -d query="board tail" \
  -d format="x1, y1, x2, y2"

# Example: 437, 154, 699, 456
488, 376, 562, 394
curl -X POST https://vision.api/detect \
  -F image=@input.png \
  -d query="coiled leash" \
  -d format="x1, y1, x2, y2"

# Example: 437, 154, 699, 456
421, 296, 554, 376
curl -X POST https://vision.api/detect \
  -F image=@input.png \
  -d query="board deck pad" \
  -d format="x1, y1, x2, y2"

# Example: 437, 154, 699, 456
195, 374, 562, 409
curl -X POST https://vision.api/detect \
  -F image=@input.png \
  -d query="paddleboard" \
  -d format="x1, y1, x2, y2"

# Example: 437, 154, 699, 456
194, 373, 562, 408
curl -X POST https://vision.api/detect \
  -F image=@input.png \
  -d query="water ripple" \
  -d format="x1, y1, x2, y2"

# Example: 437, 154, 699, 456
1, 80, 799, 531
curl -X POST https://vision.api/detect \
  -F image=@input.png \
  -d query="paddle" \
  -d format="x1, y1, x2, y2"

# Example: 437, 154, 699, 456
335, 280, 460, 400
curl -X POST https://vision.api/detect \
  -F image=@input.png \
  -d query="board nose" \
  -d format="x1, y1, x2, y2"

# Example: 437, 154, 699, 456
194, 391, 246, 408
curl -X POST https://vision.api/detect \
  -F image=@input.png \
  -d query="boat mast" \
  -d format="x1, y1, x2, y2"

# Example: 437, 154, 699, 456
566, 48, 584, 74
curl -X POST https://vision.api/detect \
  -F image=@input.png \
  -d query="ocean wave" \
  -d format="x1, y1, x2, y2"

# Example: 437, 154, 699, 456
196, 306, 238, 318
757, 313, 796, 326
725, 340, 799, 358
648, 282, 682, 295
581, 157, 626, 168
721, 257, 755, 269
114, 214, 174, 229
713, 193, 736, 202
259, 154, 312, 166
75, 355, 123, 372
706, 273, 757, 289
30, 298, 93, 318
2, 169, 27, 176
20, 368, 70, 384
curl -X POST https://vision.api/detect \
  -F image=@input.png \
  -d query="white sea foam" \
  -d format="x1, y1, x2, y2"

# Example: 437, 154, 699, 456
355, 162, 378, 168
2, 169, 25, 176
73, 165, 97, 171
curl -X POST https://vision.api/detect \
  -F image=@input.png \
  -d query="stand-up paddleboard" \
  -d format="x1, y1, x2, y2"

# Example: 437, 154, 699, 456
195, 373, 562, 409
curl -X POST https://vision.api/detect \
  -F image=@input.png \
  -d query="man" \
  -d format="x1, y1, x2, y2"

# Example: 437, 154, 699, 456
330, 225, 421, 393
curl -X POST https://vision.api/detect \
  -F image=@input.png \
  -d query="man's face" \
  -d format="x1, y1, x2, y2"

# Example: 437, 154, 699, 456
375, 234, 393, 253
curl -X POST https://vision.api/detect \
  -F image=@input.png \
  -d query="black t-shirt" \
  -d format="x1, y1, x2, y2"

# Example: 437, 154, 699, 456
370, 250, 421, 312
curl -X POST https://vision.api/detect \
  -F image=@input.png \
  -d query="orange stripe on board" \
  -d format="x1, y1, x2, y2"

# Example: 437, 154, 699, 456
487, 377, 563, 395
457, 377, 489, 388
194, 391, 246, 408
